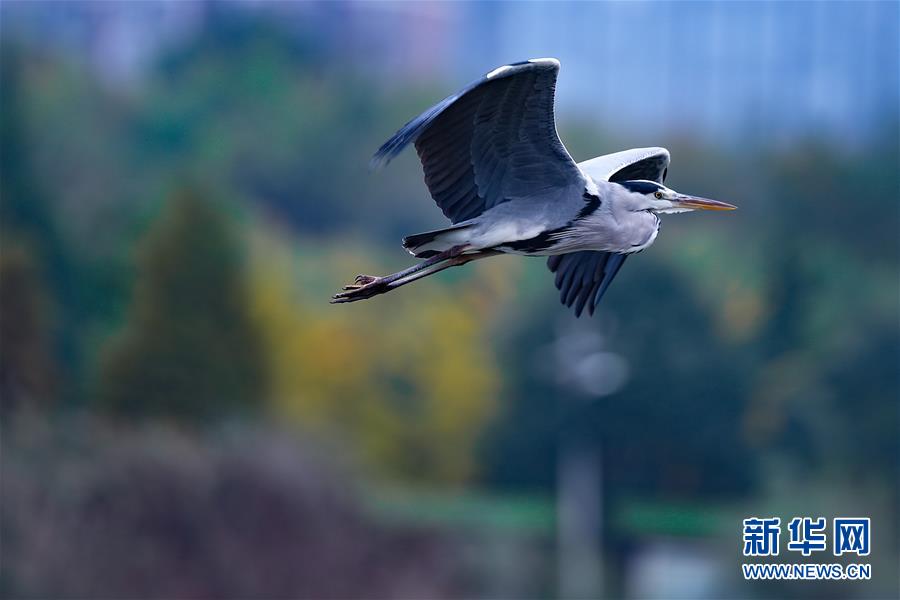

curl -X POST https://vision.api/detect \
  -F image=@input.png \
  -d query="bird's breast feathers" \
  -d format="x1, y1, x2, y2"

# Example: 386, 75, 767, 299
550, 206, 661, 255
623, 214, 661, 253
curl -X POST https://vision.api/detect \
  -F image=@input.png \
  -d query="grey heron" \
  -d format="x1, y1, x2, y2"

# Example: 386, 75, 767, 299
332, 58, 735, 317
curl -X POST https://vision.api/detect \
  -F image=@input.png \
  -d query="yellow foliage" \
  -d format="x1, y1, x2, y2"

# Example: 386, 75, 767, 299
246, 228, 509, 485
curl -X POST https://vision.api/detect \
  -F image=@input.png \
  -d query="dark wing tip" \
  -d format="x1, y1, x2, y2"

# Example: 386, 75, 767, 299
369, 98, 452, 171
369, 58, 561, 171
369, 147, 392, 172
369, 155, 386, 173
547, 251, 627, 318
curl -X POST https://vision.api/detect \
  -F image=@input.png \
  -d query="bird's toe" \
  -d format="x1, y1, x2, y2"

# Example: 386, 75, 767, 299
332, 275, 386, 303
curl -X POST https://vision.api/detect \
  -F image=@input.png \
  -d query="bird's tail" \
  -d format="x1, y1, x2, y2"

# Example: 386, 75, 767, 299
402, 224, 473, 258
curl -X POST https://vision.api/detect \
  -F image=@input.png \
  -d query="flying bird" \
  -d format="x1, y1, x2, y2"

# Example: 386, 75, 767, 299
332, 58, 735, 317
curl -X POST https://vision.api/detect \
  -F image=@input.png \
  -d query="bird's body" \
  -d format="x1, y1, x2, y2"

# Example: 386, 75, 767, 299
408, 178, 663, 257
333, 58, 735, 316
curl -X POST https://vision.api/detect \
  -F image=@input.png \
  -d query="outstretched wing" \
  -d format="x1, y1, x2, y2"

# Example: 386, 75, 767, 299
372, 58, 587, 224
547, 251, 628, 318
577, 147, 670, 184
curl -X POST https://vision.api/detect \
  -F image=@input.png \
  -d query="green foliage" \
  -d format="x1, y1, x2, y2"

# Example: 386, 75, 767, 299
132, 9, 438, 243
98, 188, 265, 422
484, 258, 757, 499
0, 45, 80, 400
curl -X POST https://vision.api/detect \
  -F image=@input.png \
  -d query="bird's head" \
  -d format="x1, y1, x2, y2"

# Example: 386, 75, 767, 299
616, 180, 736, 214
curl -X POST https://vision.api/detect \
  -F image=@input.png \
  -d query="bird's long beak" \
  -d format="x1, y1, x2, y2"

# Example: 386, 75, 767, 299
674, 194, 737, 211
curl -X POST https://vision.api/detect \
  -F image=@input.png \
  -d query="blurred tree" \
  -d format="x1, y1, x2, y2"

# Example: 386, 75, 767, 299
138, 12, 357, 230
135, 9, 448, 245
742, 142, 900, 483
827, 330, 899, 485
0, 245, 58, 415
0, 45, 78, 404
484, 257, 758, 499
99, 188, 265, 422
247, 233, 503, 485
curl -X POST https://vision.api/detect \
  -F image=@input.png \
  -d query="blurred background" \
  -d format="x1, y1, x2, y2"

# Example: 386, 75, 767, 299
1, 1, 897, 598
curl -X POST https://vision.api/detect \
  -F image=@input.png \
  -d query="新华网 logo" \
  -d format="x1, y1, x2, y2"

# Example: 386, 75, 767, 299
741, 516, 871, 581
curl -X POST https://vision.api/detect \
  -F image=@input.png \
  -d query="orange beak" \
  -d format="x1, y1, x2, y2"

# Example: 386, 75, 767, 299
674, 194, 737, 211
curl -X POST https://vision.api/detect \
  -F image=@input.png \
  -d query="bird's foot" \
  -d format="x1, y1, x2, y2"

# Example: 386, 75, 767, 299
350, 274, 379, 287
331, 274, 387, 303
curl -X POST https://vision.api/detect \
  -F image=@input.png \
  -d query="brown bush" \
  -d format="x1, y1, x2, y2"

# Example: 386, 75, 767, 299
1, 417, 457, 599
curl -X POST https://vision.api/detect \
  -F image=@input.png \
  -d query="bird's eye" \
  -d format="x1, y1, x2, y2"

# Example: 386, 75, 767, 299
654, 191, 663, 199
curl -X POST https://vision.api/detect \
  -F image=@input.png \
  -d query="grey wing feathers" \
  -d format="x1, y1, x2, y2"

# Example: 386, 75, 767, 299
547, 251, 628, 317
371, 58, 584, 224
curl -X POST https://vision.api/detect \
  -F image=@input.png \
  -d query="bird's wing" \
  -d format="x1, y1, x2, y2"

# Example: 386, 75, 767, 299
577, 147, 670, 184
372, 58, 587, 224
547, 251, 627, 318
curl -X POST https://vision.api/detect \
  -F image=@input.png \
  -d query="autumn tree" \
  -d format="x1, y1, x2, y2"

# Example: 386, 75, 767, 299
247, 233, 506, 485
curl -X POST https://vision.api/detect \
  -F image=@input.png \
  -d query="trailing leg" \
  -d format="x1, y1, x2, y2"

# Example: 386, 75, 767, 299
331, 246, 499, 304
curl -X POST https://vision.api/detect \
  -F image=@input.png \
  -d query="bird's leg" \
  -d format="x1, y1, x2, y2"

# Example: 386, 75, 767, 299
339, 245, 465, 292
360, 245, 466, 287
331, 247, 500, 304
331, 246, 464, 303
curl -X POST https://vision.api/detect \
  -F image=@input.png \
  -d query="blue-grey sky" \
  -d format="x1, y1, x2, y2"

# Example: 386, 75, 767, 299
3, 1, 897, 145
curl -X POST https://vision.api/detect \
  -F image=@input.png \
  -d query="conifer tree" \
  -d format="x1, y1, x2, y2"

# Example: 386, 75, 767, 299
100, 188, 265, 422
